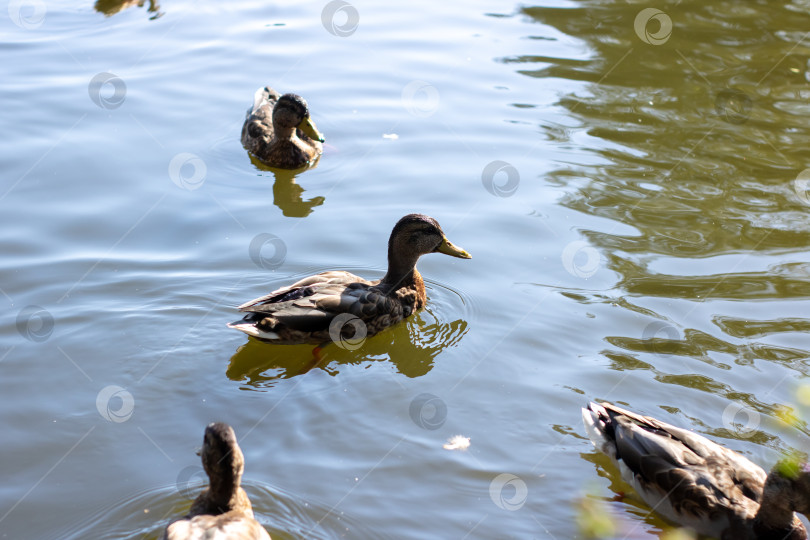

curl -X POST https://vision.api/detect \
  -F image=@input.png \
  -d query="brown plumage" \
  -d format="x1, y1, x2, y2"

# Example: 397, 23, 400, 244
582, 401, 810, 539
240, 87, 324, 170
162, 423, 271, 540
228, 214, 471, 345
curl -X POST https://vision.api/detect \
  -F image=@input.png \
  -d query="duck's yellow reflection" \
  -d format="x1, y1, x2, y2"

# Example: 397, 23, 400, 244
94, 0, 162, 18
248, 155, 324, 218
227, 309, 468, 389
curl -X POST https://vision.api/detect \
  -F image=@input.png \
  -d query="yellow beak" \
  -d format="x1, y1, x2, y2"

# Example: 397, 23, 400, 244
297, 117, 325, 143
436, 237, 471, 259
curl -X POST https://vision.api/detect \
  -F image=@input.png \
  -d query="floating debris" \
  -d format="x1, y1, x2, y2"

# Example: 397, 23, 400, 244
443, 435, 470, 451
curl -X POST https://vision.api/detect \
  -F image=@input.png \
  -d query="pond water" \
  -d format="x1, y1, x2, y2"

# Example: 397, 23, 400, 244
3, 0, 810, 538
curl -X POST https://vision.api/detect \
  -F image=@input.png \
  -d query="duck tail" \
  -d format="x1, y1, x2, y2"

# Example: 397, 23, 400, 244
226, 319, 280, 341
582, 401, 618, 460
248, 86, 280, 115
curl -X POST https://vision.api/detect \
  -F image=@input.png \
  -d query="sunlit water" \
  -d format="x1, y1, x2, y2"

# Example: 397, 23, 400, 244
2, 0, 810, 538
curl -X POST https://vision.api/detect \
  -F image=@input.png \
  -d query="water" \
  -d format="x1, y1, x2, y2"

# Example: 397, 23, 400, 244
2, 0, 810, 538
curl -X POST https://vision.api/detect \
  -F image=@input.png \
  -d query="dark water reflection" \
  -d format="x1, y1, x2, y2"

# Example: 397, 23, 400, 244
518, 2, 810, 257
228, 307, 468, 388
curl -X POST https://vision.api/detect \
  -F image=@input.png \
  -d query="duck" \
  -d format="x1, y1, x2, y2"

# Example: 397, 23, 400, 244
162, 423, 271, 540
241, 87, 324, 169
582, 401, 810, 540
228, 214, 471, 345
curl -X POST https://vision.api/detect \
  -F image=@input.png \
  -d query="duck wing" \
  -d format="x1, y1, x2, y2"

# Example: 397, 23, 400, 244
582, 401, 766, 536
241, 87, 280, 153
230, 271, 410, 343
237, 271, 362, 311
598, 402, 766, 500
247, 86, 280, 118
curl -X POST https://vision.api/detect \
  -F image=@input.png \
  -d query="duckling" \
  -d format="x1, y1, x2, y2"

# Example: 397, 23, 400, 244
228, 214, 471, 345
582, 401, 810, 539
241, 87, 324, 169
162, 423, 271, 540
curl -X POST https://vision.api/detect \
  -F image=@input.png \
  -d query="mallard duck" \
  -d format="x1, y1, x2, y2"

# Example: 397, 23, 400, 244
582, 401, 810, 540
162, 423, 271, 540
241, 87, 324, 169
228, 214, 471, 345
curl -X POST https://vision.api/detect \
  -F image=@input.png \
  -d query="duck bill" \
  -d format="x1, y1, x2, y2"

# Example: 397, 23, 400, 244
436, 237, 471, 259
297, 117, 325, 143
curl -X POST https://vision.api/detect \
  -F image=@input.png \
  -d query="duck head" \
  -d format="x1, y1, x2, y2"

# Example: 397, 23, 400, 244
273, 93, 324, 143
786, 461, 810, 517
759, 459, 810, 531
201, 422, 245, 490
389, 214, 470, 259
383, 214, 470, 285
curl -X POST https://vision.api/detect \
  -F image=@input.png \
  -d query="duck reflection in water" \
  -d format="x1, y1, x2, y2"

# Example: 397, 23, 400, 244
227, 307, 468, 388
248, 155, 324, 218
94, 0, 162, 18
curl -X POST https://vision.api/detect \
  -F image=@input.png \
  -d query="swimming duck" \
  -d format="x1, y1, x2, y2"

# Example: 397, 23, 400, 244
162, 423, 271, 540
228, 214, 471, 345
241, 87, 324, 169
582, 401, 810, 540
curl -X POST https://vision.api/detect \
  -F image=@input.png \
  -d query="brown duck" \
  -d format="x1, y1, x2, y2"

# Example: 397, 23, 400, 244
582, 401, 810, 539
228, 214, 471, 345
241, 87, 324, 169
162, 423, 271, 540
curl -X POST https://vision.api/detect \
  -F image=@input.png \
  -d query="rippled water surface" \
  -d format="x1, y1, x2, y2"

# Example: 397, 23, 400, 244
3, 0, 810, 538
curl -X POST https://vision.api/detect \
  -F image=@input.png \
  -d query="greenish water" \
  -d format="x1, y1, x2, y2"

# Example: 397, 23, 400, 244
2, 1, 810, 538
